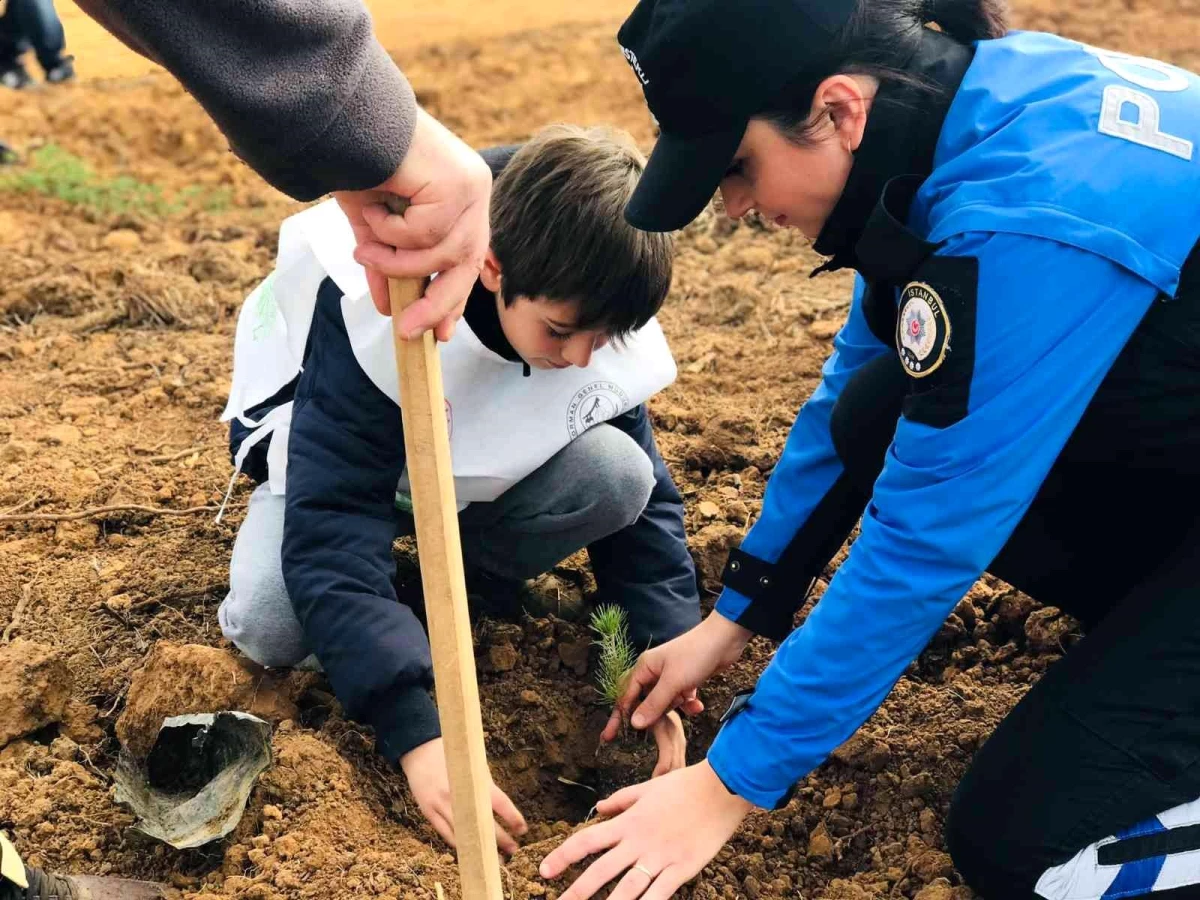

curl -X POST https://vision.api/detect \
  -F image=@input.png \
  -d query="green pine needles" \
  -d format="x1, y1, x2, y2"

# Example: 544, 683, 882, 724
590, 604, 637, 706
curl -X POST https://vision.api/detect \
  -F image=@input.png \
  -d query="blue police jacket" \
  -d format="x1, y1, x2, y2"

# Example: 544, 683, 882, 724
707, 30, 1200, 808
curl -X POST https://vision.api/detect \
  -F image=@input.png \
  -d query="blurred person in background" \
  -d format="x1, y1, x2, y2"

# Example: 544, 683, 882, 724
0, 0, 74, 88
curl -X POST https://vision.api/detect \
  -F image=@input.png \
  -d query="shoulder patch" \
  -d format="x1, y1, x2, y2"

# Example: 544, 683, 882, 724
898, 255, 979, 429
897, 282, 951, 378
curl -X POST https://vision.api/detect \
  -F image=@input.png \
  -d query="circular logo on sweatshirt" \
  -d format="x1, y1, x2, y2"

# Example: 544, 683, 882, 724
567, 381, 629, 438
897, 282, 950, 378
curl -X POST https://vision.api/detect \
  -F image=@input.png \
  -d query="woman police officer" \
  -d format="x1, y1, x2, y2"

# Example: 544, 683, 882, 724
539, 0, 1200, 898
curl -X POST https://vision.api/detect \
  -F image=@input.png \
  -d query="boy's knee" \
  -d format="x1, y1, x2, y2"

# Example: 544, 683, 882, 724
222, 485, 306, 667
577, 426, 655, 529
219, 578, 307, 669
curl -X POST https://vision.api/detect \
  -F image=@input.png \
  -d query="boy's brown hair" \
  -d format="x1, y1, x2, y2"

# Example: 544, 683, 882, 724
490, 124, 673, 339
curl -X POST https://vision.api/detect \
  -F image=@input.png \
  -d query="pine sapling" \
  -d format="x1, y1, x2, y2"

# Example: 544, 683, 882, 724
589, 604, 637, 707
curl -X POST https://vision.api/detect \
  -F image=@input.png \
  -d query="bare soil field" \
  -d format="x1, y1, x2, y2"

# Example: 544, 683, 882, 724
1, 1, 1197, 897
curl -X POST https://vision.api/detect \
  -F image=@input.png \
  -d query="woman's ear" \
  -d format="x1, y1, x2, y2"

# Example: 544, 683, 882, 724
480, 248, 503, 292
811, 74, 874, 153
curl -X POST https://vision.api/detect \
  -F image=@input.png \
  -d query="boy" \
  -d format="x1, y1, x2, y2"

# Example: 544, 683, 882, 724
217, 126, 701, 852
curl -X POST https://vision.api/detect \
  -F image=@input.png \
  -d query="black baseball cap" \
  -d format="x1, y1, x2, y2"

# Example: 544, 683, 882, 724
617, 0, 857, 232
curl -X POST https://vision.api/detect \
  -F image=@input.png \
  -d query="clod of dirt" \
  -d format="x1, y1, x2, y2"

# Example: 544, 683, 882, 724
807, 820, 834, 861
1025, 606, 1077, 653
63, 698, 105, 744
900, 771, 935, 798
908, 838, 955, 882
915, 879, 957, 900
54, 520, 99, 549
821, 879, 875, 900
59, 395, 109, 418
831, 732, 893, 772
486, 642, 520, 673
0, 440, 36, 462
117, 642, 303, 759
40, 423, 82, 445
557, 637, 591, 676
102, 229, 142, 251
992, 591, 1039, 638
690, 523, 743, 593
0, 640, 72, 749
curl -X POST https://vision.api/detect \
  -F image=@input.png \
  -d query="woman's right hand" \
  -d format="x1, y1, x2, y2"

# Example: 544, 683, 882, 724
601, 612, 753, 741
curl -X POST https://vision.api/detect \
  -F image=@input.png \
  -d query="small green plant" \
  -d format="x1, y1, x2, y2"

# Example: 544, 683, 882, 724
0, 144, 231, 216
590, 604, 638, 706
175, 182, 233, 214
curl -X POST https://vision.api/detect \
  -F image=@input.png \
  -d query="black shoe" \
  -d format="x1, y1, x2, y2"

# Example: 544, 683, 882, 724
2, 865, 162, 900
0, 62, 33, 90
43, 56, 74, 84
1, 865, 77, 900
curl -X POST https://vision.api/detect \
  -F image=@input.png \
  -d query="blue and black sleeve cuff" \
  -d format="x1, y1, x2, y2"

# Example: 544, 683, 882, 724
718, 550, 802, 642
708, 691, 800, 811
367, 682, 442, 764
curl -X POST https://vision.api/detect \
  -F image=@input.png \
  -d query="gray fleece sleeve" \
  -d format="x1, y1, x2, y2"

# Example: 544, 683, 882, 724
77, 0, 416, 200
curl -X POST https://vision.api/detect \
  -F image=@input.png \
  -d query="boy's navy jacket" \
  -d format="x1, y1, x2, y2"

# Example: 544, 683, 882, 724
230, 146, 699, 764
705, 32, 1200, 809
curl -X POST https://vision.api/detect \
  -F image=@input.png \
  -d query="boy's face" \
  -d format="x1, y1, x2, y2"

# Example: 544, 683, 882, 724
480, 250, 611, 370
496, 295, 611, 370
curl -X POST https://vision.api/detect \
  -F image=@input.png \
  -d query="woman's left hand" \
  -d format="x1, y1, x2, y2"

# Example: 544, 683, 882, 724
539, 760, 754, 900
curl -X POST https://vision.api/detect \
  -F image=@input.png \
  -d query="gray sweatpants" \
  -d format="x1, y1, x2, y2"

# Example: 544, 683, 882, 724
218, 424, 654, 668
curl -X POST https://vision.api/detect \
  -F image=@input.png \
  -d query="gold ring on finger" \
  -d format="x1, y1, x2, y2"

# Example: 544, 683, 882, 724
633, 864, 655, 879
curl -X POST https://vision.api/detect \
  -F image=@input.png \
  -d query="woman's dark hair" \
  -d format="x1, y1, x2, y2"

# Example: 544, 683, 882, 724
759, 0, 1010, 143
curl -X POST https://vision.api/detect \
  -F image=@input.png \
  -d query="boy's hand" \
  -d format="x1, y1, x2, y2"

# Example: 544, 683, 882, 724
400, 737, 527, 855
649, 710, 687, 778
335, 107, 492, 341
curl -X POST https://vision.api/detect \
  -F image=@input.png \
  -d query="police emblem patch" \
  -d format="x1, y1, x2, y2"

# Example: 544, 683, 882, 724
567, 381, 630, 438
897, 282, 951, 378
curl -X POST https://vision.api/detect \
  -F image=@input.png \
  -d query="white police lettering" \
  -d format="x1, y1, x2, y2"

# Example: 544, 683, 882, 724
1091, 49, 1190, 93
1100, 85, 1194, 161
1087, 46, 1194, 161
622, 46, 650, 85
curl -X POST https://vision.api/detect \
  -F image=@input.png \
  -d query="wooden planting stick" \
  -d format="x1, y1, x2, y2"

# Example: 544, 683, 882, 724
389, 270, 504, 900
